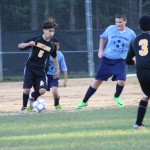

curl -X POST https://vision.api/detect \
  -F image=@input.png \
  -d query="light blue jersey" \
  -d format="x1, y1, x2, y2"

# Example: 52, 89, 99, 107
100, 25, 136, 59
47, 51, 67, 75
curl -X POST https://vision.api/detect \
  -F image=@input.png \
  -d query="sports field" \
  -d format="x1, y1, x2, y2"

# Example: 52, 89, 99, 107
0, 76, 150, 150
0, 76, 146, 114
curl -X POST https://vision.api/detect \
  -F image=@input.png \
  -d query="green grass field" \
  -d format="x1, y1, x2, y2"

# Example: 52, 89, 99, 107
0, 107, 149, 150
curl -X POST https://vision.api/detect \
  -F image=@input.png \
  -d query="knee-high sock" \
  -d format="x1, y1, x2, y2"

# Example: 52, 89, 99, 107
23, 93, 29, 108
136, 100, 148, 126
114, 84, 124, 97
83, 86, 97, 103
54, 97, 60, 106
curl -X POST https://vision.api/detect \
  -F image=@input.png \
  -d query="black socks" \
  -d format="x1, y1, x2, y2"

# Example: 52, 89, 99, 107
54, 97, 60, 106
114, 84, 124, 97
136, 100, 148, 126
83, 86, 97, 103
23, 93, 29, 108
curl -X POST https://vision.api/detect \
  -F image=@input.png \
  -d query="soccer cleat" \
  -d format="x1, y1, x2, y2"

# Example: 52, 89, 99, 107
27, 107, 33, 112
133, 123, 145, 129
55, 105, 63, 111
20, 107, 27, 114
114, 96, 124, 108
75, 101, 88, 109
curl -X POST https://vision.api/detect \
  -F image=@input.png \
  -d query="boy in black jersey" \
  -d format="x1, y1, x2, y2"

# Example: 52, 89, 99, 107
126, 15, 150, 128
18, 18, 60, 114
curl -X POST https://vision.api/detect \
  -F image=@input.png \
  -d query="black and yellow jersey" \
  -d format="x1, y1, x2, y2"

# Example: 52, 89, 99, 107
20, 36, 57, 71
126, 32, 150, 71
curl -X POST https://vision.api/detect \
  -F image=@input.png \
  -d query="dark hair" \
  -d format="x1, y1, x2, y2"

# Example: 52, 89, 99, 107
139, 15, 150, 31
115, 12, 127, 20
42, 17, 58, 30
51, 36, 59, 43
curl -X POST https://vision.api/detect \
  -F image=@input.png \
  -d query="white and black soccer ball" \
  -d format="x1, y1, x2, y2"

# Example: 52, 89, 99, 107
33, 98, 47, 113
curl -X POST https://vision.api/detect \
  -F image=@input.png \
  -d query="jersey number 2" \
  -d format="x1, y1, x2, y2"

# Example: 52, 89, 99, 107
139, 39, 148, 56
38, 50, 44, 58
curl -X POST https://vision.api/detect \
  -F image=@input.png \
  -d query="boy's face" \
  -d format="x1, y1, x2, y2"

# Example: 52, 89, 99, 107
54, 42, 60, 50
43, 28, 55, 40
115, 18, 127, 31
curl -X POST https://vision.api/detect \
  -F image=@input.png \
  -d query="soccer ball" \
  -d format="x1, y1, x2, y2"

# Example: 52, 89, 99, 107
33, 98, 47, 113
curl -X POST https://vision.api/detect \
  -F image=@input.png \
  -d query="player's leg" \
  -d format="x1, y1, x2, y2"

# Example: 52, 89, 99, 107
76, 57, 115, 109
75, 79, 103, 109
75, 57, 113, 109
21, 68, 33, 113
49, 77, 63, 111
134, 71, 150, 128
52, 86, 63, 111
113, 60, 127, 108
29, 76, 47, 101
114, 80, 125, 108
133, 95, 149, 128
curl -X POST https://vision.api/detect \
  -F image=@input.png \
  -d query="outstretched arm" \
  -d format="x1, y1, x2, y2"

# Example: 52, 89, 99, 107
18, 41, 36, 50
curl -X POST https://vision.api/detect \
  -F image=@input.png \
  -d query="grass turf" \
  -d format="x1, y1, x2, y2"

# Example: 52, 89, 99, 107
0, 107, 149, 150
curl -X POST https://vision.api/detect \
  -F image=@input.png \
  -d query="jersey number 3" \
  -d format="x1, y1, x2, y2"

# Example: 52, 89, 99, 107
139, 39, 148, 56
38, 50, 44, 58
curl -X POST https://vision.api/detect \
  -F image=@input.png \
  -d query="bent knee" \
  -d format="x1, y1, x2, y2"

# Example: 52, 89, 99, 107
23, 89, 30, 94
117, 80, 125, 86
39, 88, 46, 95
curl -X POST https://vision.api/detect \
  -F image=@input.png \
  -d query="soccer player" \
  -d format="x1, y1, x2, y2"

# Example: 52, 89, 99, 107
46, 37, 68, 111
126, 15, 150, 129
76, 12, 136, 109
18, 18, 60, 114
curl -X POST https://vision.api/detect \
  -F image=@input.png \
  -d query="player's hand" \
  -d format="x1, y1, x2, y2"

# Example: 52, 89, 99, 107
63, 79, 67, 87
53, 70, 60, 79
98, 51, 104, 58
29, 41, 36, 47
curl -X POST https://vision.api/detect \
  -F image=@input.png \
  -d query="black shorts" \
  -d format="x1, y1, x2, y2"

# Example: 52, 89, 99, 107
23, 67, 46, 90
137, 70, 150, 97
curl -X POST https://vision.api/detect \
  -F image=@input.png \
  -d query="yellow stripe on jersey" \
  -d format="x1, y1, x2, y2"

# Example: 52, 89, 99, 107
36, 42, 51, 52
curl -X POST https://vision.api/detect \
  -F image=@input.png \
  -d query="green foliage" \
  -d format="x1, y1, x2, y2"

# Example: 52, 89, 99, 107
0, 107, 149, 150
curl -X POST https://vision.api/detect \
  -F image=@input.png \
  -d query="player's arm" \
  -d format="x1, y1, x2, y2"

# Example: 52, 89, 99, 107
63, 71, 68, 87
126, 42, 135, 65
53, 57, 60, 79
98, 37, 107, 58
60, 53, 68, 87
18, 41, 36, 50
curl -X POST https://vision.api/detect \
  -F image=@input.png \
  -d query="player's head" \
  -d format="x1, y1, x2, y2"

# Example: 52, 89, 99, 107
115, 12, 127, 20
51, 37, 60, 50
42, 17, 58, 30
139, 15, 150, 31
115, 11, 127, 31
42, 17, 58, 40
51, 37, 59, 44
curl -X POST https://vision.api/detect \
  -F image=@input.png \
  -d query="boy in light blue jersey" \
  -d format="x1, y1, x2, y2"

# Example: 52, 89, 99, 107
101, 25, 136, 59
46, 37, 68, 111
76, 12, 136, 109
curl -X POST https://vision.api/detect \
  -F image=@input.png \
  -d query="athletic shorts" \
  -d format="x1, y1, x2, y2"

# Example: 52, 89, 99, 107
137, 70, 150, 97
46, 75, 59, 91
95, 57, 127, 81
23, 67, 47, 90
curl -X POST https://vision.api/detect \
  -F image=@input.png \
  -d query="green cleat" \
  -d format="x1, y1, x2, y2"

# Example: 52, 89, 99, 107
114, 96, 124, 108
55, 105, 64, 111
75, 101, 88, 109
27, 107, 33, 112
